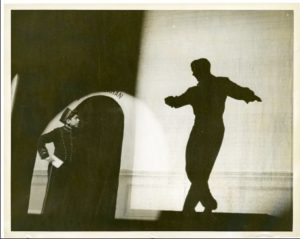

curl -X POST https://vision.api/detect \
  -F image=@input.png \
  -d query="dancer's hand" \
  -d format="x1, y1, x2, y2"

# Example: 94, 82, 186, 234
246, 95, 262, 103
254, 95, 262, 102
165, 96, 175, 107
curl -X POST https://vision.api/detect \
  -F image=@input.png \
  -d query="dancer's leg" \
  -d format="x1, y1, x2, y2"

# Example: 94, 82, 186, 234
182, 183, 199, 213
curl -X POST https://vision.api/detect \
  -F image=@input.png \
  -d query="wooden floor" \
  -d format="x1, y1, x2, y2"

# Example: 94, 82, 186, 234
13, 211, 292, 231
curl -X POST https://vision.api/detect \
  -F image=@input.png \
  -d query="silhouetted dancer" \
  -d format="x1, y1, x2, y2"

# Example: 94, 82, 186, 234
37, 108, 80, 227
165, 58, 262, 216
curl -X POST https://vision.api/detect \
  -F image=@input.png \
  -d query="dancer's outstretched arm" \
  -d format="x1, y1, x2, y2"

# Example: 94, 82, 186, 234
224, 78, 262, 103
165, 88, 192, 108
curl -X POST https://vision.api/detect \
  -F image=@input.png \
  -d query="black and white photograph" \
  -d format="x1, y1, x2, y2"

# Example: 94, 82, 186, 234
3, 3, 300, 238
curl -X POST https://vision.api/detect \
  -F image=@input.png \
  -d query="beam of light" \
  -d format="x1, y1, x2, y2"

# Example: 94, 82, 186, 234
11, 74, 19, 113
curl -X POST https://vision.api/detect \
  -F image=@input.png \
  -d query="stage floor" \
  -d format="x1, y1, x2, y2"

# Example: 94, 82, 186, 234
15, 211, 292, 231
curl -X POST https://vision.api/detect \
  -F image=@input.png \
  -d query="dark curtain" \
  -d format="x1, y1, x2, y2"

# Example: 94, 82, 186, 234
70, 96, 124, 228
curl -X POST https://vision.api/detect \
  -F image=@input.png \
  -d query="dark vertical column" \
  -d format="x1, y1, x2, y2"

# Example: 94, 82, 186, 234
67, 96, 124, 230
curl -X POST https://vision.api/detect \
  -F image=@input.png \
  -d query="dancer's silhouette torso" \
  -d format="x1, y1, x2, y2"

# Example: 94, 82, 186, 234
165, 58, 261, 214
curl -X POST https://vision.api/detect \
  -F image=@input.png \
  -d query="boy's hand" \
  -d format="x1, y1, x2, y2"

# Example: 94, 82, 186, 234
45, 156, 54, 163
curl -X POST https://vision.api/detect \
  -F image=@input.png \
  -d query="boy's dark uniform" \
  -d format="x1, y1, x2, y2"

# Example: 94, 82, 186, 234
37, 108, 79, 226
37, 125, 75, 217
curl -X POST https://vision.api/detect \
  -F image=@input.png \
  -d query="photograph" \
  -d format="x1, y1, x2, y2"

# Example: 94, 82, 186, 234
3, 3, 300, 238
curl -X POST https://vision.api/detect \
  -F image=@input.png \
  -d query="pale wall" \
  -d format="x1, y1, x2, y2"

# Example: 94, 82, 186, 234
136, 10, 293, 174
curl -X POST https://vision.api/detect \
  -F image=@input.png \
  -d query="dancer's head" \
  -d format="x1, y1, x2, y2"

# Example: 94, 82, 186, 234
191, 58, 211, 81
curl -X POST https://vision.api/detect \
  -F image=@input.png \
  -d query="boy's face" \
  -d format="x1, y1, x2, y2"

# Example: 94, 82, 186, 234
67, 114, 80, 128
